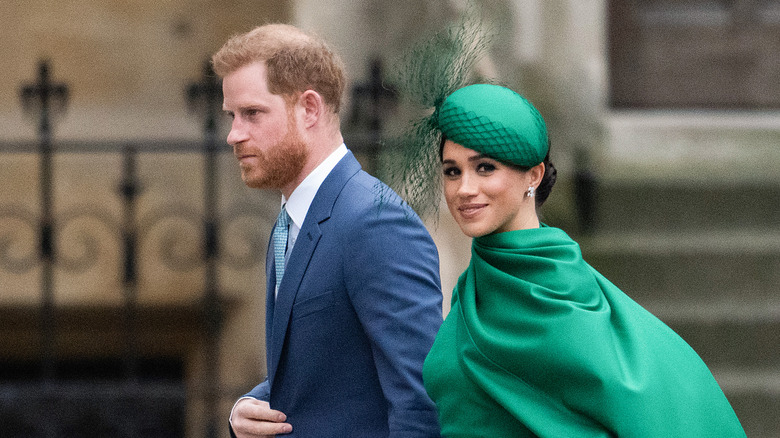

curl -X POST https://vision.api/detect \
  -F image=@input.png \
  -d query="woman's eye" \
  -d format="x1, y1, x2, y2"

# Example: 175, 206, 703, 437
476, 162, 496, 173
442, 166, 460, 177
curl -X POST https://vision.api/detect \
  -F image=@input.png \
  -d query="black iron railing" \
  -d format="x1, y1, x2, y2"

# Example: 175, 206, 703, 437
0, 60, 259, 438
0, 58, 392, 437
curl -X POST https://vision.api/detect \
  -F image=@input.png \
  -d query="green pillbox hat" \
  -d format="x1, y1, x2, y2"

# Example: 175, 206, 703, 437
436, 84, 549, 167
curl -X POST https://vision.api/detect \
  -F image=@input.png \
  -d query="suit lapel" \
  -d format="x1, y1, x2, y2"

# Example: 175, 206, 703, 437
267, 221, 322, 381
265, 152, 362, 384
264, 239, 276, 377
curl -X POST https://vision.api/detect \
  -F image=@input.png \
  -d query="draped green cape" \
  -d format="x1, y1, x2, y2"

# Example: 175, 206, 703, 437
423, 226, 745, 437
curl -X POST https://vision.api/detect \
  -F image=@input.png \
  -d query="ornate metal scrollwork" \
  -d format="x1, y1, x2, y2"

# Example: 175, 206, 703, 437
0, 205, 39, 274
220, 205, 272, 269
0, 197, 270, 278
137, 206, 204, 272
54, 205, 122, 273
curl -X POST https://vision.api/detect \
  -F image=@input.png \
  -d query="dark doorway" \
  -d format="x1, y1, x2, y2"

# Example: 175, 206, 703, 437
0, 357, 186, 438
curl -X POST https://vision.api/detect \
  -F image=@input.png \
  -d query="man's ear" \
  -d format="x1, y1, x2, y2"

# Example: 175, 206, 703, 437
298, 90, 324, 128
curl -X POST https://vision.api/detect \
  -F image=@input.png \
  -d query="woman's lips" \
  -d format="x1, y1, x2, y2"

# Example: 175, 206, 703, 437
458, 203, 486, 219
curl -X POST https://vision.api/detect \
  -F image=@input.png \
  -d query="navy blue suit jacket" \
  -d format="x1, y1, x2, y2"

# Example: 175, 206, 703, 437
241, 152, 442, 437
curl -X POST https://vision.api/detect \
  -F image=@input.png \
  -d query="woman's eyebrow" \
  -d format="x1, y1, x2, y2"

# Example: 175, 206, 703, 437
468, 154, 491, 162
442, 154, 489, 165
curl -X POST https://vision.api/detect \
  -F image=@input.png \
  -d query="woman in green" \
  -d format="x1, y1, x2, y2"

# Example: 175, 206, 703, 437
419, 83, 746, 437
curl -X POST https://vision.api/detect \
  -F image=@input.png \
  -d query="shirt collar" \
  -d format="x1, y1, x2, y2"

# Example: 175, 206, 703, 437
282, 143, 348, 229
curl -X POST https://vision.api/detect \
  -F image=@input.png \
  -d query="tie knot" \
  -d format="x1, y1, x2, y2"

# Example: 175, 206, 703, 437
277, 205, 289, 227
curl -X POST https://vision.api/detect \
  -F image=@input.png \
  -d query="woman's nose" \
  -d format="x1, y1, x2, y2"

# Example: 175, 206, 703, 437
457, 173, 478, 197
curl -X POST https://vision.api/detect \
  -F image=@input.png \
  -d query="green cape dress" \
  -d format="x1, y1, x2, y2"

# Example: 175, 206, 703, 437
423, 225, 745, 437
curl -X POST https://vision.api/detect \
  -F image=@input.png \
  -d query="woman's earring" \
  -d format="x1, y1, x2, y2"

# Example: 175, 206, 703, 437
526, 186, 536, 198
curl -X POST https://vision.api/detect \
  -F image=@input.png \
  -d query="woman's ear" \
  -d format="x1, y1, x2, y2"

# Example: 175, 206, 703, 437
529, 162, 545, 189
298, 90, 324, 128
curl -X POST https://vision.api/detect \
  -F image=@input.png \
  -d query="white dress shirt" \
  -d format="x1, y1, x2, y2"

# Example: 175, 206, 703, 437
281, 143, 348, 259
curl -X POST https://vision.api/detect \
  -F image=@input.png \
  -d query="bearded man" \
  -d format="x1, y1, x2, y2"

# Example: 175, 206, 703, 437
213, 24, 443, 438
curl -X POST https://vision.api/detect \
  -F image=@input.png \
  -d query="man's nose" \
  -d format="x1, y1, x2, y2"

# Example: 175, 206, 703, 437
226, 119, 248, 146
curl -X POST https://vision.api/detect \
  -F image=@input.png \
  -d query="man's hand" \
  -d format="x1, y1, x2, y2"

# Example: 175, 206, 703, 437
231, 399, 292, 437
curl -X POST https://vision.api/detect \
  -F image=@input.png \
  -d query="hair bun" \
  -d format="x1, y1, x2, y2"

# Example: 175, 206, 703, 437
535, 154, 557, 207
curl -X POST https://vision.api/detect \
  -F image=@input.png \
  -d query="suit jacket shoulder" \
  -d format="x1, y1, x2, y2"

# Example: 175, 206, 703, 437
262, 151, 443, 437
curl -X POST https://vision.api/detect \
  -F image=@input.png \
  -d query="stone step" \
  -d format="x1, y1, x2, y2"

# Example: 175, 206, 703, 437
712, 367, 780, 438
579, 229, 780, 370
668, 318, 780, 369
640, 298, 780, 325
592, 181, 780, 233
574, 181, 780, 437
580, 229, 780, 302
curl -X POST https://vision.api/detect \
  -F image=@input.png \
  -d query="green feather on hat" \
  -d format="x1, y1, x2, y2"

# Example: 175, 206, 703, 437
382, 9, 548, 218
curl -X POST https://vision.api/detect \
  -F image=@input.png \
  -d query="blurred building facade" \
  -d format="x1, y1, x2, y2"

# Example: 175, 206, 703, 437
0, 0, 778, 436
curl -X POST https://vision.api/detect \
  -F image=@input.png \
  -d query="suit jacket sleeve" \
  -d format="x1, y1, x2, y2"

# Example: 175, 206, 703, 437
244, 378, 270, 401
342, 199, 443, 437
228, 379, 271, 437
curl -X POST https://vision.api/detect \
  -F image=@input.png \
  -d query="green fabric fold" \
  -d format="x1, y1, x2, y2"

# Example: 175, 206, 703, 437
424, 225, 746, 437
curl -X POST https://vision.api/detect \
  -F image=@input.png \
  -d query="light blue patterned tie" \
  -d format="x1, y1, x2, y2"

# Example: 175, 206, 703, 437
272, 205, 290, 291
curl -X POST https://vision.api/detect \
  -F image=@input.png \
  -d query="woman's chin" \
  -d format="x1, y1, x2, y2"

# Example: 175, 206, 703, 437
456, 222, 493, 238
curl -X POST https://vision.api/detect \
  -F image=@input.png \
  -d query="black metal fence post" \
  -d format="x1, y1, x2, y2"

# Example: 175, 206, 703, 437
120, 146, 140, 387
20, 60, 69, 387
187, 60, 225, 438
19, 57, 69, 438
347, 58, 397, 172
